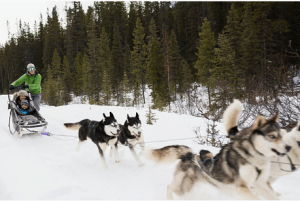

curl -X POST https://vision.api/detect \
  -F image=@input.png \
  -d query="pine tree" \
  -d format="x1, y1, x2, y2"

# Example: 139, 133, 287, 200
210, 4, 245, 106
145, 105, 158, 125
82, 53, 92, 100
42, 63, 59, 106
65, 2, 87, 68
194, 18, 216, 107
131, 18, 147, 105
252, 2, 278, 101
73, 53, 83, 96
43, 6, 63, 74
61, 56, 72, 104
101, 70, 112, 106
111, 22, 124, 105
86, 7, 101, 102
163, 31, 171, 96
50, 49, 63, 105
119, 71, 132, 107
147, 37, 169, 110
240, 3, 261, 103
168, 30, 184, 99
98, 28, 113, 103
51, 49, 62, 78
179, 58, 192, 95
147, 18, 158, 50
212, 31, 244, 107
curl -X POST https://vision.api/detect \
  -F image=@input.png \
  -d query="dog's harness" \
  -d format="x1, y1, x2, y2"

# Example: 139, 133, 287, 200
276, 155, 297, 172
196, 155, 221, 182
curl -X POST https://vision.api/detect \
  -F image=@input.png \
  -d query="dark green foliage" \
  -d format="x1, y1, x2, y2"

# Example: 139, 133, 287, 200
0, 1, 299, 116
131, 18, 147, 106
147, 37, 169, 110
43, 6, 64, 75
65, 2, 87, 69
111, 22, 124, 105
194, 18, 216, 87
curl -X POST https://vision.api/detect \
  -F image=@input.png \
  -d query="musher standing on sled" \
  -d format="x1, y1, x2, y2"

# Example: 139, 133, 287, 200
9, 63, 42, 111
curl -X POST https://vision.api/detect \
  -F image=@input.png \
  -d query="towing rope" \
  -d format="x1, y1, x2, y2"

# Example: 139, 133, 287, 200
15, 126, 300, 170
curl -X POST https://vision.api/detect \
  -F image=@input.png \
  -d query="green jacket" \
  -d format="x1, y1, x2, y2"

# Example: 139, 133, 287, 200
11, 73, 42, 94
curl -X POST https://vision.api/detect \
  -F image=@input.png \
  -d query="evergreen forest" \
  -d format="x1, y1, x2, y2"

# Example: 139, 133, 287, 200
1, 1, 300, 124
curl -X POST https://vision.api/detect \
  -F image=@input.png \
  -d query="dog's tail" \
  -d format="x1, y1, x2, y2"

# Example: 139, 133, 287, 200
223, 99, 243, 136
64, 121, 83, 130
142, 145, 193, 164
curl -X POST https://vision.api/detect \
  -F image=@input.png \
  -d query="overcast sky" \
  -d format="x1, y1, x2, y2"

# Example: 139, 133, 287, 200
0, 1, 94, 46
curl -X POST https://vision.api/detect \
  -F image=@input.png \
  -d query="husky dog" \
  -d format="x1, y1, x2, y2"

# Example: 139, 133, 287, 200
116, 113, 145, 166
146, 112, 291, 200
144, 145, 192, 164
269, 122, 300, 183
223, 100, 300, 185
64, 112, 120, 169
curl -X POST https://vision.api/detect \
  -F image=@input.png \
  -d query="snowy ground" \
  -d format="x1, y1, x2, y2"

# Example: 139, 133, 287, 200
0, 94, 300, 200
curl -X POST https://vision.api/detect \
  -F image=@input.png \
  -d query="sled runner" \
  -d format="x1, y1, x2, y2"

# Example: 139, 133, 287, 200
8, 85, 48, 137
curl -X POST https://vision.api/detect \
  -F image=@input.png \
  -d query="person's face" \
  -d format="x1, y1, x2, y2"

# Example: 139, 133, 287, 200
20, 96, 26, 101
21, 104, 28, 110
28, 67, 35, 75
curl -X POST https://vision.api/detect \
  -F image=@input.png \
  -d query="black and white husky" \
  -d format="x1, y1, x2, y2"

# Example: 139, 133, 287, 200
64, 112, 120, 169
116, 112, 145, 166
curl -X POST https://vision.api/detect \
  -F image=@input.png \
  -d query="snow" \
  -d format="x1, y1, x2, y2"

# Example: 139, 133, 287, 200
1, 94, 300, 199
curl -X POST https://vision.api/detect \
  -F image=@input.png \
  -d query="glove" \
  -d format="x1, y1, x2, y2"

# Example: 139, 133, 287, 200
9, 85, 15, 90
23, 85, 29, 89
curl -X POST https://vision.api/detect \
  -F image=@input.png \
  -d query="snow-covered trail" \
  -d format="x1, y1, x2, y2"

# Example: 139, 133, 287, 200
0, 95, 299, 199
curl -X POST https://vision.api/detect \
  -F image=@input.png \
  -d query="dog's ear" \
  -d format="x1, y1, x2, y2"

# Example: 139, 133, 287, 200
103, 113, 106, 122
252, 115, 267, 129
110, 112, 115, 119
268, 112, 279, 123
127, 114, 130, 123
136, 112, 139, 119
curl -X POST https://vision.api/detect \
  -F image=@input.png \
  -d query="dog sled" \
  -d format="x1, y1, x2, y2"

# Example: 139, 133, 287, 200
8, 85, 48, 137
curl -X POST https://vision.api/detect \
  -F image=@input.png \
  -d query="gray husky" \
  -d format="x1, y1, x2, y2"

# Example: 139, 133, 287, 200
224, 100, 300, 185
145, 109, 291, 199
269, 122, 300, 183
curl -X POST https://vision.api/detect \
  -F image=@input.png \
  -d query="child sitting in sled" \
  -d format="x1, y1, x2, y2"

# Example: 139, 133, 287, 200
19, 100, 30, 115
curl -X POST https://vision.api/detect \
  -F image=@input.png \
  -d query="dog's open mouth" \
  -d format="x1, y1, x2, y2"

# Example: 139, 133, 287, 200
271, 148, 286, 157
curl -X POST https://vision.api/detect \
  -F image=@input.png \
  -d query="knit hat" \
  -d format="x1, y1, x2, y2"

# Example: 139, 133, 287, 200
21, 100, 30, 108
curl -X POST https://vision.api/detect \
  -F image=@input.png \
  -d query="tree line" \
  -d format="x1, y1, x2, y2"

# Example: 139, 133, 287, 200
1, 1, 300, 114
